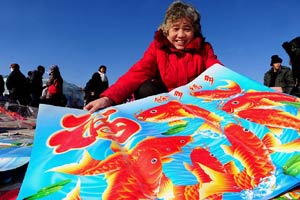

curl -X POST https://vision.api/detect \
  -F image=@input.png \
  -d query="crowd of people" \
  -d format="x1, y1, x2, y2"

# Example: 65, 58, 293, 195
1, 1, 299, 114
0, 64, 67, 108
0, 63, 109, 110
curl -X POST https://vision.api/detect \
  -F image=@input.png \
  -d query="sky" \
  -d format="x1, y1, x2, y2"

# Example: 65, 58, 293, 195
1, 0, 300, 88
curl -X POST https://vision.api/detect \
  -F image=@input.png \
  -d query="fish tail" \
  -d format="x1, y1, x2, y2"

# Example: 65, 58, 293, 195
48, 150, 99, 175
262, 133, 281, 153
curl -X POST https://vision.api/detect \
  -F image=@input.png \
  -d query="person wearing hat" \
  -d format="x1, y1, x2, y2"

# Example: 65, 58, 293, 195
263, 55, 294, 94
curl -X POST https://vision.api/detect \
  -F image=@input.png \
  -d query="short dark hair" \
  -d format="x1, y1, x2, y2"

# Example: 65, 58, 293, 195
37, 65, 45, 72
99, 65, 107, 71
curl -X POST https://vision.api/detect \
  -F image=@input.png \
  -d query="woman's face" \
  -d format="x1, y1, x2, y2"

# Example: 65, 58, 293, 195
166, 17, 195, 50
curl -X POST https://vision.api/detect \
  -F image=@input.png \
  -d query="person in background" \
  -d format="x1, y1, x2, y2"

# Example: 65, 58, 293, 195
282, 36, 300, 97
83, 65, 109, 105
264, 55, 294, 94
85, 1, 222, 113
27, 71, 33, 83
29, 65, 45, 107
41, 65, 66, 106
6, 63, 30, 105
0, 75, 4, 97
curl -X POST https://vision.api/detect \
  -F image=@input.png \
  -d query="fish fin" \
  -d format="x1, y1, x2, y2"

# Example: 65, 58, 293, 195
184, 162, 212, 183
221, 145, 233, 156
224, 161, 240, 174
161, 157, 174, 163
247, 89, 257, 93
64, 179, 81, 199
198, 122, 222, 135
48, 150, 99, 175
157, 174, 174, 199
262, 133, 281, 153
110, 141, 126, 153
169, 120, 187, 127
267, 127, 283, 136
183, 162, 193, 172
199, 164, 241, 198
260, 98, 282, 106
208, 112, 224, 123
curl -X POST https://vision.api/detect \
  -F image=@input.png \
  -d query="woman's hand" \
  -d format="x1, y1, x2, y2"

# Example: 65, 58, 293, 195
84, 96, 114, 113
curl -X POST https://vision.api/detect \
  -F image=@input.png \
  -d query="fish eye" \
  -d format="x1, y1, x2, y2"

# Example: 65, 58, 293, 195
232, 101, 239, 105
151, 158, 158, 164
180, 139, 186, 143
150, 110, 157, 114
243, 128, 249, 132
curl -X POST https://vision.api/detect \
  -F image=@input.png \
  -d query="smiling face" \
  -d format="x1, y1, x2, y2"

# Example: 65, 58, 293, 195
166, 17, 195, 50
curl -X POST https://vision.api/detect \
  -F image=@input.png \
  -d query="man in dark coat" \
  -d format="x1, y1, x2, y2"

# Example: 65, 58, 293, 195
6, 63, 30, 105
84, 65, 109, 105
264, 55, 294, 94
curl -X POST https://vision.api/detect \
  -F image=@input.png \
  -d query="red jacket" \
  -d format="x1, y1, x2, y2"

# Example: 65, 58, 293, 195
102, 30, 222, 104
47, 79, 63, 97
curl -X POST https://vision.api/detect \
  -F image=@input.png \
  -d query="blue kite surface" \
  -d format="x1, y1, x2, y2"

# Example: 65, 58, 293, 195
17, 64, 300, 200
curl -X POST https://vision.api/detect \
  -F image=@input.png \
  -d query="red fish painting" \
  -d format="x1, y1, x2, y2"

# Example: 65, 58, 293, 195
221, 91, 300, 113
135, 100, 223, 135
179, 147, 241, 199
48, 136, 192, 199
190, 80, 242, 101
235, 108, 300, 133
221, 123, 276, 189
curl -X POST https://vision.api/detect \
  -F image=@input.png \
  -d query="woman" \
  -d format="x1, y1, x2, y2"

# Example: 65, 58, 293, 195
85, 1, 222, 113
41, 65, 66, 106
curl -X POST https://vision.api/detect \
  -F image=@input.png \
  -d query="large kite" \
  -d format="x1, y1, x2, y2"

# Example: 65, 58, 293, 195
17, 64, 300, 199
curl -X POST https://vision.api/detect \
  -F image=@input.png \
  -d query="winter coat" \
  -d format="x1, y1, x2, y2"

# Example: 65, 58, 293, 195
41, 72, 66, 106
0, 75, 4, 96
101, 30, 222, 104
263, 66, 295, 94
29, 70, 44, 96
84, 72, 109, 104
6, 69, 30, 105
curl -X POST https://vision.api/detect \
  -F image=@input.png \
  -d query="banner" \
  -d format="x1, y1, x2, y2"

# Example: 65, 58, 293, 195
17, 64, 300, 199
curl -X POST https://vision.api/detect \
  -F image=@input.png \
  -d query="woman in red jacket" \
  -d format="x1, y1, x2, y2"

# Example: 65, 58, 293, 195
41, 65, 66, 106
85, 1, 222, 113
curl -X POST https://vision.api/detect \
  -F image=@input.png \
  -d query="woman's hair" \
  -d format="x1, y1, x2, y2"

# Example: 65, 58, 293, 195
159, 1, 202, 37
48, 65, 62, 85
